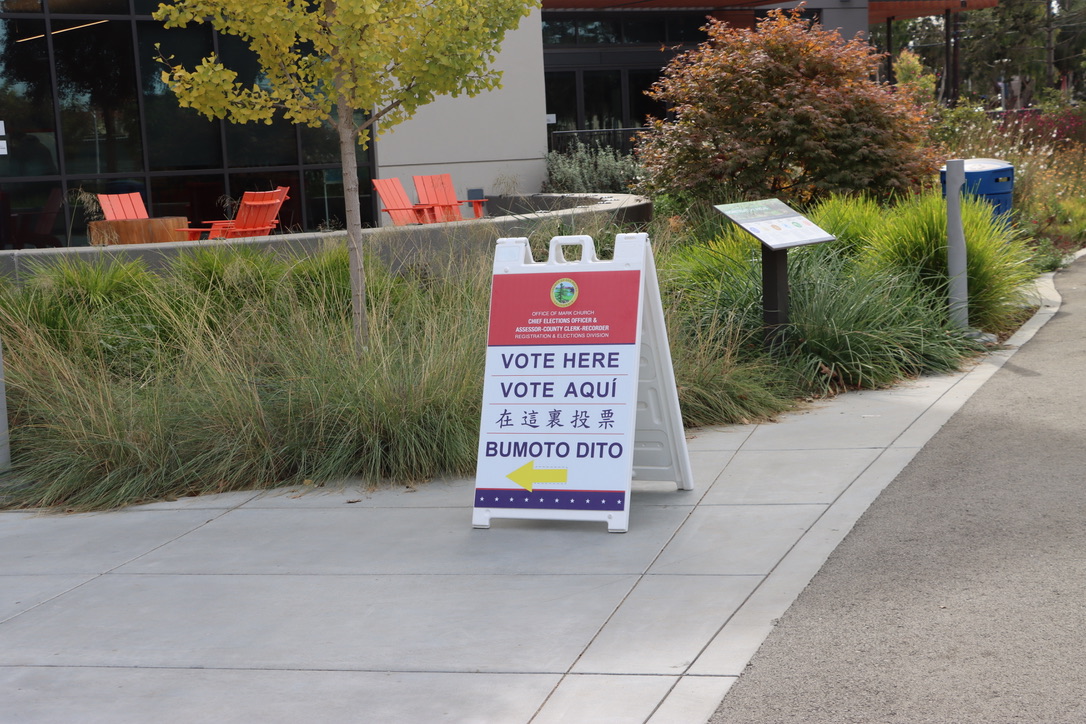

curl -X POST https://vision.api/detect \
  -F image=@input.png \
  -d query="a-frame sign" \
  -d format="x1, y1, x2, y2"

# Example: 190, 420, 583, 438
472, 233, 692, 533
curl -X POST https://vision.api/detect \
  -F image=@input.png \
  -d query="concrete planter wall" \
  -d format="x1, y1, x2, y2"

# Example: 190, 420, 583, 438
0, 193, 652, 284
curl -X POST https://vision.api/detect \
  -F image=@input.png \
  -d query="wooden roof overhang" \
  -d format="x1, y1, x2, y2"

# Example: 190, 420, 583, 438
541, 0, 999, 24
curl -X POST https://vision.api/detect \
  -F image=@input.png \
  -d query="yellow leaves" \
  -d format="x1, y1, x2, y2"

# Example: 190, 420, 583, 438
159, 57, 270, 122
155, 0, 534, 138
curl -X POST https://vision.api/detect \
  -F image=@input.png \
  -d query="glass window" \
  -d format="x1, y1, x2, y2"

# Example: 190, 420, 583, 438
304, 165, 374, 229
300, 110, 370, 168
0, 0, 42, 11
0, 181, 64, 249
545, 71, 577, 133
225, 121, 298, 168
48, 0, 129, 13
305, 168, 347, 230
219, 34, 299, 168
301, 124, 340, 165
669, 16, 708, 43
622, 17, 664, 45
0, 19, 60, 179
583, 70, 622, 130
628, 69, 667, 126
53, 18, 144, 174
137, 21, 222, 171
578, 20, 619, 45
69, 177, 144, 198
151, 174, 224, 225
542, 19, 576, 46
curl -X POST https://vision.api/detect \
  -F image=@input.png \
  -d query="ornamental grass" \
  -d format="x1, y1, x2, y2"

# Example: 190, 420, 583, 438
0, 185, 1047, 510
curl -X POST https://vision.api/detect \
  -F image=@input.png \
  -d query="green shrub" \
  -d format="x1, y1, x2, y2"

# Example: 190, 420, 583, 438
783, 248, 981, 392
861, 191, 1035, 334
656, 231, 800, 423
0, 247, 489, 510
170, 245, 290, 312
661, 226, 764, 339
664, 234, 982, 394
1027, 237, 1072, 273
637, 8, 940, 204
542, 141, 640, 194
0, 185, 1045, 510
4, 259, 168, 380
893, 49, 938, 105
668, 308, 796, 425
808, 195, 886, 256
930, 104, 994, 152
647, 196, 741, 254
286, 243, 352, 312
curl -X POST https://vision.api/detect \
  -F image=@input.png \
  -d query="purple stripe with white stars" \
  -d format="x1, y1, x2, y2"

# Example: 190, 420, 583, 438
475, 489, 625, 511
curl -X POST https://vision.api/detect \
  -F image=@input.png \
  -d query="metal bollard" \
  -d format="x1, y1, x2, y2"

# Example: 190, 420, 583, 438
945, 159, 969, 330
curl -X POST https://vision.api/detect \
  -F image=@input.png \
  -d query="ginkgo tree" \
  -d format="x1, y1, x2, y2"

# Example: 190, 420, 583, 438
153, 0, 538, 349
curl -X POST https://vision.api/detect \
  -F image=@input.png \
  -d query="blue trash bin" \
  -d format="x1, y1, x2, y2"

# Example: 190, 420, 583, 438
940, 158, 1014, 219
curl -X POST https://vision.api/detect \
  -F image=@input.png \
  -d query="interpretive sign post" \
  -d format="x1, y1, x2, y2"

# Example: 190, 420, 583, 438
715, 199, 835, 348
472, 233, 692, 533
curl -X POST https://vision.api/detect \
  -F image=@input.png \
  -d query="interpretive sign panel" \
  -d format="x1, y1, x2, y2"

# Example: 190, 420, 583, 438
473, 233, 691, 533
715, 198, 834, 250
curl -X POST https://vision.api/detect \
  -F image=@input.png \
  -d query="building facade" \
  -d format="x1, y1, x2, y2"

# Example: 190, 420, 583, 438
2, 0, 995, 247
373, 10, 548, 205
537, 0, 998, 151
0, 3, 547, 246
1, 0, 381, 246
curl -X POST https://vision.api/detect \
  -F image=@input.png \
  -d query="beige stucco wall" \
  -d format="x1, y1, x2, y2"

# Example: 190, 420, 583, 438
372, 8, 548, 225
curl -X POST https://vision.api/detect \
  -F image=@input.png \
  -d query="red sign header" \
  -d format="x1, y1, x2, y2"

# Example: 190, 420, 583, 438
487, 270, 641, 346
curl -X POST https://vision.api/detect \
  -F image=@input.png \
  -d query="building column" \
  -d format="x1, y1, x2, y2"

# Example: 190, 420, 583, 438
816, 0, 870, 40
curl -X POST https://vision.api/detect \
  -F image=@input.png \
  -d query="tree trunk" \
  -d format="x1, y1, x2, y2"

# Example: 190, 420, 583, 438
337, 104, 369, 354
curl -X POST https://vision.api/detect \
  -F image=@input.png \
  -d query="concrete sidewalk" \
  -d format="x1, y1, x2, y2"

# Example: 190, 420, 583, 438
0, 261, 1066, 723
711, 253, 1086, 723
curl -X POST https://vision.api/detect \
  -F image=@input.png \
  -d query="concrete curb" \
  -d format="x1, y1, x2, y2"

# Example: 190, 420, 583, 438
0, 193, 652, 284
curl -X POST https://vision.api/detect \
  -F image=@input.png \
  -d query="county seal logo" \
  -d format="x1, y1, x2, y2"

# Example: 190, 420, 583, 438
551, 278, 578, 308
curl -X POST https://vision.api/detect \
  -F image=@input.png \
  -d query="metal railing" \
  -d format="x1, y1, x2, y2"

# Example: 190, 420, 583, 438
549, 127, 643, 155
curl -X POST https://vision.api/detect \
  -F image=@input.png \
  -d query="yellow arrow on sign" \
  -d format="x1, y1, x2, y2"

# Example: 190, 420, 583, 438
507, 460, 568, 492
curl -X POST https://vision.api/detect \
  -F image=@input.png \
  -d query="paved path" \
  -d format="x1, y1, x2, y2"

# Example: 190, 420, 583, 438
0, 257, 1073, 723
711, 254, 1086, 723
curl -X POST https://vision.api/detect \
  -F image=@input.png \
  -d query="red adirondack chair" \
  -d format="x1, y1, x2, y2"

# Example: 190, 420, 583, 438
183, 187, 289, 240
412, 174, 486, 222
372, 178, 434, 225
97, 192, 148, 221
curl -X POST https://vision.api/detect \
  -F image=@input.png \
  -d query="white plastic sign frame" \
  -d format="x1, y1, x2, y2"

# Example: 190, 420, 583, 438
472, 233, 692, 533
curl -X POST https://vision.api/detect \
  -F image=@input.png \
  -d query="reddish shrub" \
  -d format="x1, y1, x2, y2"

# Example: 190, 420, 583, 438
636, 9, 941, 204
